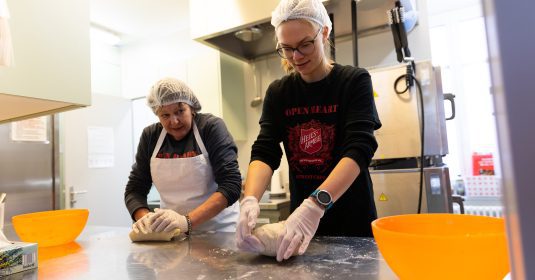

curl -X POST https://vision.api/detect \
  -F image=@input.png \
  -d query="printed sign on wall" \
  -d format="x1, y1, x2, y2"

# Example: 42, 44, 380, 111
11, 116, 48, 142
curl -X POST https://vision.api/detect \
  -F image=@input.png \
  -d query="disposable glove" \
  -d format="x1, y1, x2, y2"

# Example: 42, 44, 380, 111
276, 198, 324, 262
235, 196, 262, 252
132, 212, 155, 234
149, 208, 188, 233
237, 234, 265, 253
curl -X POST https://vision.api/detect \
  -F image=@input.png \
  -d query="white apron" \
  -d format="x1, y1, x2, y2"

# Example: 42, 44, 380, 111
150, 123, 239, 232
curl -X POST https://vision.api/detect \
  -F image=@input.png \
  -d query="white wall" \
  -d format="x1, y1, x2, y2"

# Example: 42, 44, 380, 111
120, 29, 222, 118
90, 40, 122, 96
61, 94, 133, 226
58, 26, 133, 223
236, 56, 289, 184
120, 32, 188, 100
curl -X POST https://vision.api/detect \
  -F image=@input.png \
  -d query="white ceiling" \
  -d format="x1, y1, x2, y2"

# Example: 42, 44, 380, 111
427, 0, 481, 16
90, 0, 190, 40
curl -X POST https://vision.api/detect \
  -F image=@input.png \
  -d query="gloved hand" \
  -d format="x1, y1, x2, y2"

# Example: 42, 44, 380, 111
148, 208, 188, 233
276, 198, 324, 262
132, 212, 156, 234
237, 234, 265, 253
236, 196, 262, 252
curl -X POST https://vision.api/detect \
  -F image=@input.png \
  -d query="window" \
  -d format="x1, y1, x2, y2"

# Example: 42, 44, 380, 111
428, 3, 500, 180
428, 2, 503, 212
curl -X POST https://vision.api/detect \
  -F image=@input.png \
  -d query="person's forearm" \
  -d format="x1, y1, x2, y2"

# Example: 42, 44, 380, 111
188, 192, 228, 229
133, 208, 150, 221
316, 157, 361, 202
243, 160, 273, 201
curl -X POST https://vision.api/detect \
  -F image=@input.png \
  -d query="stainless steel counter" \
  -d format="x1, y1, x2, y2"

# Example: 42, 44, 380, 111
4, 226, 397, 280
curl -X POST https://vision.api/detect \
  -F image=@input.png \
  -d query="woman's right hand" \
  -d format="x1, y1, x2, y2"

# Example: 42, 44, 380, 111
236, 196, 263, 252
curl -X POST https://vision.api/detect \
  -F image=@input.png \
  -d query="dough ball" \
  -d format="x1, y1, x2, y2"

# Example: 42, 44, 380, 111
129, 229, 181, 242
252, 221, 299, 257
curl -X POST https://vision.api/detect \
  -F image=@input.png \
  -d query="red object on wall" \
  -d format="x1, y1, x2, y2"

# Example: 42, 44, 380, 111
472, 153, 495, 176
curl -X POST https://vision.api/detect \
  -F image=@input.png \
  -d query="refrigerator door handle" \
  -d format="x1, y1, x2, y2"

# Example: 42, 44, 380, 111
443, 93, 456, 120
451, 195, 465, 214
69, 186, 88, 208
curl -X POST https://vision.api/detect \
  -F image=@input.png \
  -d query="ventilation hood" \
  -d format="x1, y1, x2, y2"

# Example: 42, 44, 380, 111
190, 0, 400, 62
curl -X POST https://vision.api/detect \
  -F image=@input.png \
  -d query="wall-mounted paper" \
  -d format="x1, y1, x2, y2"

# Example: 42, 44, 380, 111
87, 126, 114, 168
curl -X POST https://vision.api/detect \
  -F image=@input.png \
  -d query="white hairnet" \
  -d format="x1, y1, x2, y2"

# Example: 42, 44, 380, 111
271, 0, 332, 35
147, 77, 201, 114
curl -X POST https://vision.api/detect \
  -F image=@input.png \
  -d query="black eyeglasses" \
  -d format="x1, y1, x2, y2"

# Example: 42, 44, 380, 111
276, 27, 322, 59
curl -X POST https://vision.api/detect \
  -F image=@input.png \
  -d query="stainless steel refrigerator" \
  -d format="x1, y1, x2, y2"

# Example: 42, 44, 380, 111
0, 115, 59, 226
369, 61, 460, 217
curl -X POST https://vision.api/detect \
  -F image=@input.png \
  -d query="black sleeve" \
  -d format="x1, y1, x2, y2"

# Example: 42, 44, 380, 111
124, 126, 156, 220
200, 116, 242, 206
250, 83, 283, 171
341, 70, 382, 170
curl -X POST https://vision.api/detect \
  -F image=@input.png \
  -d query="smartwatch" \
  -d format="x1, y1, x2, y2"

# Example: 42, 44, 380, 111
310, 189, 333, 210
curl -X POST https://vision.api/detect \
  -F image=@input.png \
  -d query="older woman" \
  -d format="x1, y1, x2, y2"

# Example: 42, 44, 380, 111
236, 0, 381, 262
125, 78, 241, 235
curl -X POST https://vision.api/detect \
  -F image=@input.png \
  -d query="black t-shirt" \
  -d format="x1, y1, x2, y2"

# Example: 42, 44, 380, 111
251, 64, 382, 236
155, 129, 200, 159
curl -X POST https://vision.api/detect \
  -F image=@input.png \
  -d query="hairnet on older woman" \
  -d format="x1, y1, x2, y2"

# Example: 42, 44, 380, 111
270, 0, 332, 35
147, 77, 202, 114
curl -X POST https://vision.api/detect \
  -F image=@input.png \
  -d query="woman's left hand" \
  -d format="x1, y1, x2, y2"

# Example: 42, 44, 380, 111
132, 212, 155, 234
149, 208, 188, 233
276, 199, 324, 262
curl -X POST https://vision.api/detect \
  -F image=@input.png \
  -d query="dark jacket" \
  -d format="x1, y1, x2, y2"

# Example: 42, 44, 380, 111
124, 113, 242, 220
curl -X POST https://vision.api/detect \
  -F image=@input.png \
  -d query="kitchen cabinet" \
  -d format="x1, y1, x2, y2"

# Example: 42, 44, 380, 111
187, 48, 248, 141
185, 46, 221, 117
189, 0, 280, 41
0, 0, 91, 124
219, 52, 248, 141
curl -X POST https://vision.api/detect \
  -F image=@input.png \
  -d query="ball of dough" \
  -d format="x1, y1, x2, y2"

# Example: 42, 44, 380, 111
252, 221, 299, 257
129, 229, 181, 242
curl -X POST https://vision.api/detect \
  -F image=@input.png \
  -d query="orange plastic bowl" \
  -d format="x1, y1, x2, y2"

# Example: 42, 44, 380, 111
372, 214, 510, 280
12, 209, 89, 247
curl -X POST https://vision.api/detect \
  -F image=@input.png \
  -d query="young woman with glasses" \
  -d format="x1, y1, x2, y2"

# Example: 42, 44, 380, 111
236, 0, 382, 262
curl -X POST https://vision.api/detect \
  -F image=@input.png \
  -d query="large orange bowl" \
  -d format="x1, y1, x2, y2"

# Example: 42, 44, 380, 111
372, 214, 510, 280
12, 209, 89, 247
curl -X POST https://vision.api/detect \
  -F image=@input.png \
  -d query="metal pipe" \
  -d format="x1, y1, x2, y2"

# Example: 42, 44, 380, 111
52, 114, 60, 209
351, 0, 358, 67
329, 13, 335, 61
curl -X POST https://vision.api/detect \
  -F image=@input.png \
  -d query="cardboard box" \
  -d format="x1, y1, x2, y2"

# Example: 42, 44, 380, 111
0, 241, 38, 276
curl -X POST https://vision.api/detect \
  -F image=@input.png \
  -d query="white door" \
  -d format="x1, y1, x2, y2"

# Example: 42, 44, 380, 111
61, 94, 133, 227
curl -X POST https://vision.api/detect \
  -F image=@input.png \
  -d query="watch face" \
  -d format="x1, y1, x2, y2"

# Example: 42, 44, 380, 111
317, 191, 331, 204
